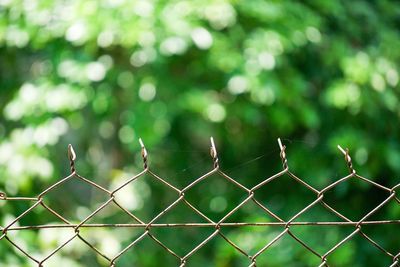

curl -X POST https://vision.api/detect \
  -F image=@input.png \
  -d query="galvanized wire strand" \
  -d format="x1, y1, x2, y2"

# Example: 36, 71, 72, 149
0, 138, 399, 267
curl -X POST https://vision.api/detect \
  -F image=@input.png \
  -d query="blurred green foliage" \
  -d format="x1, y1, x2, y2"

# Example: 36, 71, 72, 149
0, 0, 400, 266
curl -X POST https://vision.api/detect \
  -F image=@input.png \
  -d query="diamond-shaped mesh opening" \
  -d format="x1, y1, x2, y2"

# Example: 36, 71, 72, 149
147, 226, 217, 258
221, 148, 282, 189
223, 198, 280, 223
71, 200, 148, 263
288, 225, 356, 256
292, 200, 347, 222
77, 226, 146, 263
212, 230, 255, 267
357, 224, 400, 260
252, 172, 317, 221
325, 233, 394, 267
156, 200, 212, 224
1, 234, 35, 266
1, 202, 80, 264
183, 172, 249, 221
114, 234, 181, 267
111, 172, 179, 223
38, 233, 111, 267
3, 200, 51, 226
80, 199, 142, 224
39, 175, 111, 222
254, 232, 323, 266
321, 177, 392, 221
215, 225, 281, 265
3, 227, 77, 266
362, 196, 400, 221
155, 155, 213, 190
175, 229, 243, 267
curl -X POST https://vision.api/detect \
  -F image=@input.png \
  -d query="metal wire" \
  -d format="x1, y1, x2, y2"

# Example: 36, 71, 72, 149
0, 138, 399, 266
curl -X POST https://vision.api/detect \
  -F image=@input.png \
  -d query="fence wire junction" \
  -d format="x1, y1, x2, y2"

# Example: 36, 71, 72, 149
0, 138, 399, 266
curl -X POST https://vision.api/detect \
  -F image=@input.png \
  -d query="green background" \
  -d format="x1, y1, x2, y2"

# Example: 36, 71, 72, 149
0, 0, 399, 266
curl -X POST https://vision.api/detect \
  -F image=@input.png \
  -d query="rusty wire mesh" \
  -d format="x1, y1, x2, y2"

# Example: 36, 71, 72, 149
0, 138, 399, 267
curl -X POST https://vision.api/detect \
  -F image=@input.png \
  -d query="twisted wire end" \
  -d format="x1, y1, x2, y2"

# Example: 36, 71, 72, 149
68, 144, 76, 173
139, 138, 148, 169
210, 137, 219, 169
277, 138, 288, 169
337, 145, 355, 174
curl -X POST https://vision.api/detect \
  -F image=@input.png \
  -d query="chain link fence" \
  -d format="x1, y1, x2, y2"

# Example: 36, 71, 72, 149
1, 138, 399, 266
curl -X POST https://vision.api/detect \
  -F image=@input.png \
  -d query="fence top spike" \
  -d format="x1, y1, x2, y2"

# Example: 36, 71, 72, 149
277, 138, 288, 169
277, 138, 284, 150
67, 144, 76, 161
337, 145, 346, 155
139, 138, 147, 156
337, 145, 355, 174
210, 137, 217, 157
210, 137, 219, 168
139, 138, 148, 168
139, 138, 145, 149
